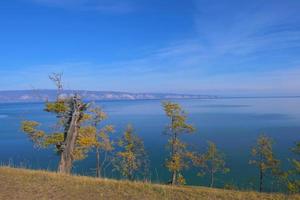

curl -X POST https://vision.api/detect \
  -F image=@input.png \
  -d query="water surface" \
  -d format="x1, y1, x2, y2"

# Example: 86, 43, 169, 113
0, 98, 299, 190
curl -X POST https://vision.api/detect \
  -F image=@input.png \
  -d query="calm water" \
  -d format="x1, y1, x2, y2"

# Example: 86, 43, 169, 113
0, 98, 299, 190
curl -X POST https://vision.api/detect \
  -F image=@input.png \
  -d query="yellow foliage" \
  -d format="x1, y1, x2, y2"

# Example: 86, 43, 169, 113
21, 121, 45, 147
78, 126, 97, 147
45, 100, 68, 114
44, 133, 64, 147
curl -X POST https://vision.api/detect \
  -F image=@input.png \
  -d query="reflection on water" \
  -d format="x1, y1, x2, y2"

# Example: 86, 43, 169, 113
0, 98, 299, 189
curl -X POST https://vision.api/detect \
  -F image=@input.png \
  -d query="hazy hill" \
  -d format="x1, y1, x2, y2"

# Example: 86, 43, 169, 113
0, 167, 298, 200
0, 90, 216, 103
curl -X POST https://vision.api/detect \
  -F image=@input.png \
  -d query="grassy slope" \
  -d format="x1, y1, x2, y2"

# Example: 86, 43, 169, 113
0, 167, 299, 200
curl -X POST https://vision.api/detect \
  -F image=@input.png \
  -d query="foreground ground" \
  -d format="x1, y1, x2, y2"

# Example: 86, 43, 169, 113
0, 167, 299, 200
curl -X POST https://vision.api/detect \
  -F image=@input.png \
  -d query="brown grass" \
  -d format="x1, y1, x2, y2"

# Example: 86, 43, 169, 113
0, 167, 299, 200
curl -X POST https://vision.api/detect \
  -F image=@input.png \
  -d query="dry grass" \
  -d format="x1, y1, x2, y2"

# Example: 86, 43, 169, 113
0, 167, 299, 200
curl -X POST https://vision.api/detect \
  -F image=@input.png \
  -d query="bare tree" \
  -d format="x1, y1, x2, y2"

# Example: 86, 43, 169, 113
49, 73, 63, 97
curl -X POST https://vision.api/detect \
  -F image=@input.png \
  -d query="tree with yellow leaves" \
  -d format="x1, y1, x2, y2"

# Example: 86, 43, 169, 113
249, 134, 280, 192
287, 141, 300, 193
162, 101, 195, 185
114, 125, 148, 181
88, 106, 114, 178
192, 141, 229, 188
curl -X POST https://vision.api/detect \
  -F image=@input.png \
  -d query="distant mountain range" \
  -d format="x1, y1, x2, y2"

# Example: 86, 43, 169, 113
0, 90, 217, 103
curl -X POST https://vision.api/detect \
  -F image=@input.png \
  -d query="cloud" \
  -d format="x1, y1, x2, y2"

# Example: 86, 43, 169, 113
30, 0, 135, 13
194, 0, 300, 60
2, 0, 300, 95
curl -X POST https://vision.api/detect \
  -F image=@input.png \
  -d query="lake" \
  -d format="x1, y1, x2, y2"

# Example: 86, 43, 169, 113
0, 98, 299, 190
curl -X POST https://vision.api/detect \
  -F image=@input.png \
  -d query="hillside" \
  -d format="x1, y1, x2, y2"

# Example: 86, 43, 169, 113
0, 167, 298, 200
0, 90, 216, 103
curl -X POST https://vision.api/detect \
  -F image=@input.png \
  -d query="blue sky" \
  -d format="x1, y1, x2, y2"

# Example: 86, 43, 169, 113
0, 0, 300, 95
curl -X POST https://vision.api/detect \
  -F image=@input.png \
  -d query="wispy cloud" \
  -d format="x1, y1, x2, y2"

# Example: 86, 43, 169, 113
194, 0, 300, 67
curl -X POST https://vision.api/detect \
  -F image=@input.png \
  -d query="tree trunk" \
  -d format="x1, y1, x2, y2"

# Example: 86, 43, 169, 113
96, 147, 101, 178
171, 130, 177, 185
210, 170, 214, 188
171, 117, 177, 185
128, 167, 134, 181
172, 171, 177, 185
58, 96, 85, 174
259, 166, 263, 192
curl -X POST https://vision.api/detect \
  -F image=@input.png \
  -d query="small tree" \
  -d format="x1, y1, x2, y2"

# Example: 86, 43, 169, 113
249, 134, 280, 192
163, 101, 195, 185
114, 125, 148, 181
89, 106, 114, 178
21, 74, 94, 174
287, 141, 300, 193
192, 141, 229, 187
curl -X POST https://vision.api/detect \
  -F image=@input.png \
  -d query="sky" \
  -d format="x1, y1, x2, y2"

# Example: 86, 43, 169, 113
0, 0, 300, 96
